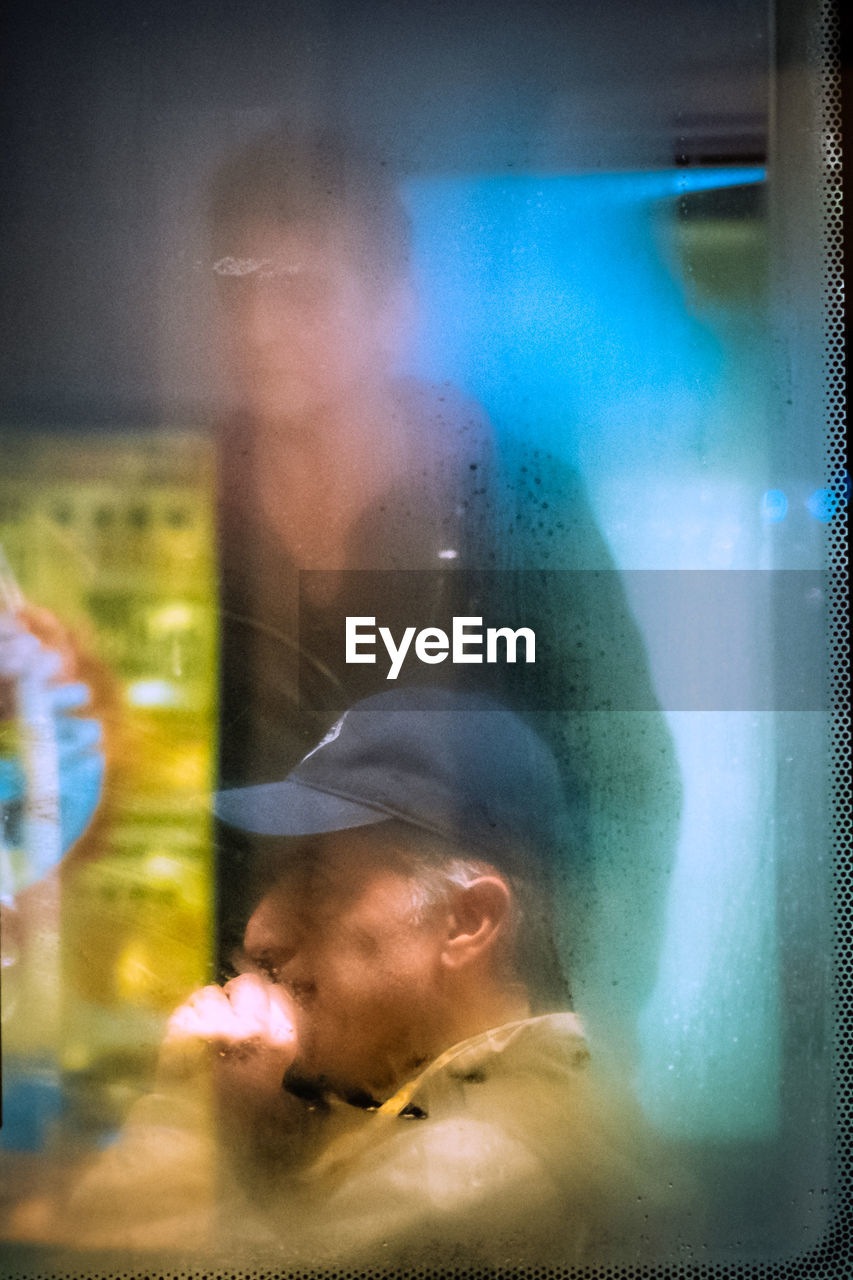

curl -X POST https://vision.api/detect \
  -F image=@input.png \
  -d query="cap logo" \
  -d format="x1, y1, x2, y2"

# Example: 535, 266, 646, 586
300, 712, 348, 764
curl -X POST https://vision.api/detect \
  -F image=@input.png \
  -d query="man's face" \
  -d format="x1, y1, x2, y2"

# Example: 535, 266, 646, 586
239, 827, 446, 1103
215, 218, 400, 428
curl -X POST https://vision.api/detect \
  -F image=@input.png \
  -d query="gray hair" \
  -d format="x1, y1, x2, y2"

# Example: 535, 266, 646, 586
396, 831, 571, 1015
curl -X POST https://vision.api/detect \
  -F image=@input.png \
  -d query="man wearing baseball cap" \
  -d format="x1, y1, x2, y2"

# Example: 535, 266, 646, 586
55, 689, 679, 1268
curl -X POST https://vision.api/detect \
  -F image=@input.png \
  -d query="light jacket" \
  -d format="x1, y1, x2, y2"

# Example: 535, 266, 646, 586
41, 1012, 685, 1270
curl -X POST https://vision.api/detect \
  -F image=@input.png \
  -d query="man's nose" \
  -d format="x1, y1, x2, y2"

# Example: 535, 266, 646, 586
242, 902, 305, 974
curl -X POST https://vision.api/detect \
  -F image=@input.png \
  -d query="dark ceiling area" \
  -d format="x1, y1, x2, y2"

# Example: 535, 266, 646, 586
4, 0, 770, 173
1, 0, 772, 424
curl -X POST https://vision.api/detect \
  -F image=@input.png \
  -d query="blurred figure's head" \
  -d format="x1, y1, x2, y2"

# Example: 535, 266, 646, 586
208, 127, 414, 428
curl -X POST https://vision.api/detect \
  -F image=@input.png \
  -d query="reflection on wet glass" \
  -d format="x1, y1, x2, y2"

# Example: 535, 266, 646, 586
0, 1, 839, 1267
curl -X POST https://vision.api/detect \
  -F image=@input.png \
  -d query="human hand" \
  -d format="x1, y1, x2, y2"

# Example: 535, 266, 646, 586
161, 974, 297, 1119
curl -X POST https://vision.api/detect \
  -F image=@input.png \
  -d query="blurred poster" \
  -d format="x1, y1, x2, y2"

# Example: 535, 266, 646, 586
0, 0, 846, 1276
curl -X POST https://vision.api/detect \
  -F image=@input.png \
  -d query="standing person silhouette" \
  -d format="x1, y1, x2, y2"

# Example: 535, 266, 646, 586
209, 125, 680, 1057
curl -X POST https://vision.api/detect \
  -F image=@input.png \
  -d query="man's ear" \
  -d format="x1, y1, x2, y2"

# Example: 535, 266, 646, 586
440, 877, 513, 971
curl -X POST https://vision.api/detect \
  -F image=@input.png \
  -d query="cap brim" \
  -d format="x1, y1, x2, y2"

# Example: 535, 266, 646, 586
215, 778, 389, 837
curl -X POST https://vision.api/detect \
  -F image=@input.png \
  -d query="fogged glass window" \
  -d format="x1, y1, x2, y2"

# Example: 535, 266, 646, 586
0, 0, 843, 1271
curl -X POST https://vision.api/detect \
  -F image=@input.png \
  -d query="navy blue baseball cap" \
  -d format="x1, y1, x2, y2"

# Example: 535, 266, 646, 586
215, 688, 568, 870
